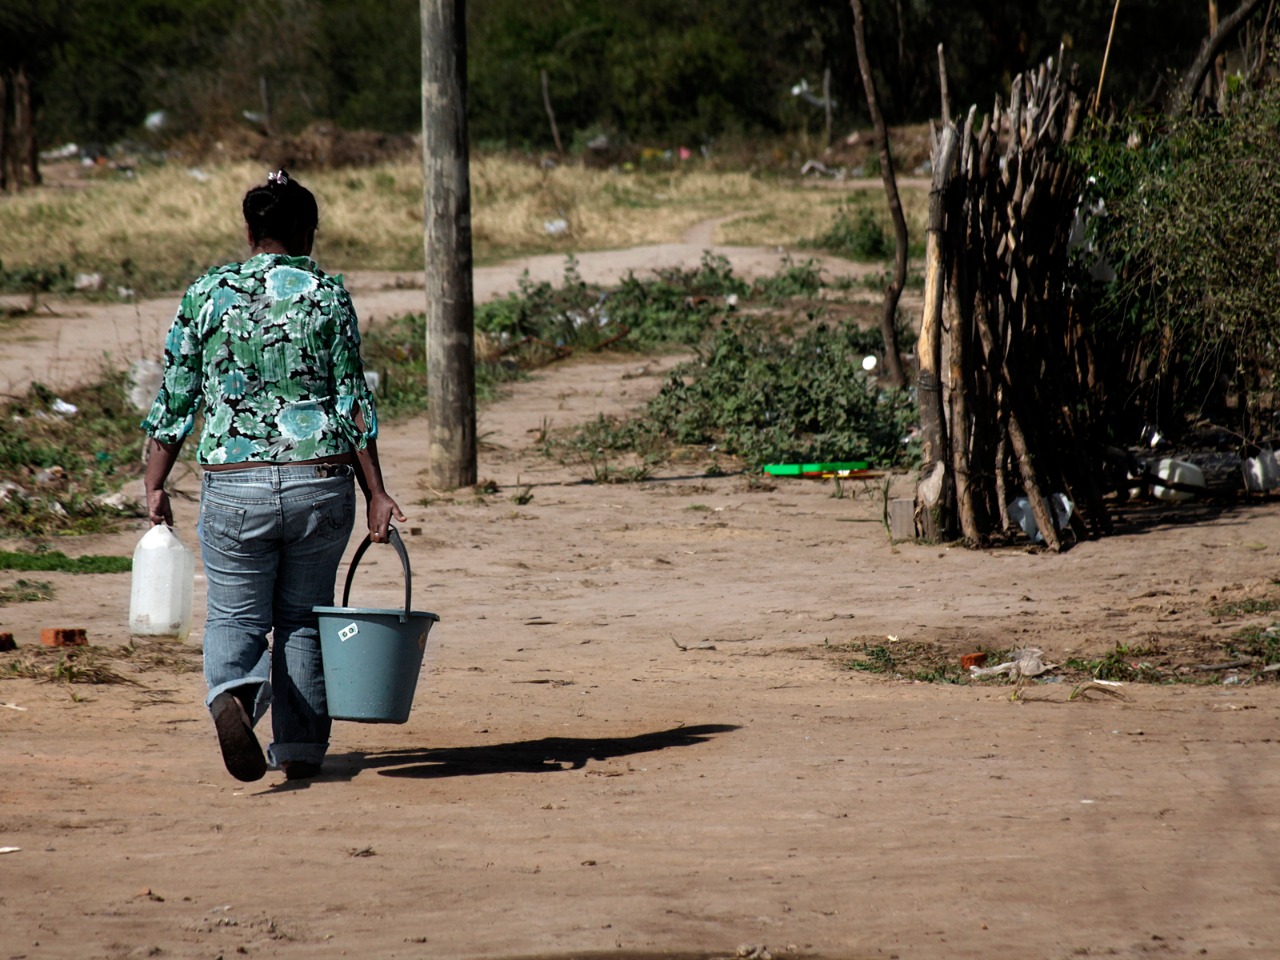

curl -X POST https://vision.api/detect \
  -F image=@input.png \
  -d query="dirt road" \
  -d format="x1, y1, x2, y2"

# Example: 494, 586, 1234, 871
3, 234, 1280, 960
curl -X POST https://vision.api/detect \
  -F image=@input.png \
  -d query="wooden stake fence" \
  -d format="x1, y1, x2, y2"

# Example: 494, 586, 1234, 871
917, 53, 1110, 551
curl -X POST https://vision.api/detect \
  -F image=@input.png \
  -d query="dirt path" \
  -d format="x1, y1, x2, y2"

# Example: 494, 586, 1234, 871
3, 236, 1280, 960
0, 225, 880, 397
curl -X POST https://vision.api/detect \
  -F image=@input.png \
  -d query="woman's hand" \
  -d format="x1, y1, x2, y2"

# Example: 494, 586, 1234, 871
147, 487, 173, 526
367, 491, 406, 542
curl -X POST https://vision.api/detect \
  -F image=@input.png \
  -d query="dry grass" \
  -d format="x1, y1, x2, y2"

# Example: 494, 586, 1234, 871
718, 183, 931, 248
0, 156, 930, 293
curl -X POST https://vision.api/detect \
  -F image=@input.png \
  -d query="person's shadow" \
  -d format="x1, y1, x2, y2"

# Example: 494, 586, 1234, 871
324, 723, 739, 780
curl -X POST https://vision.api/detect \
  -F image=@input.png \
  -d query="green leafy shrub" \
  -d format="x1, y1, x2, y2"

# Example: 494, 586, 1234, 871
555, 319, 917, 471
805, 205, 892, 261
1077, 85, 1280, 444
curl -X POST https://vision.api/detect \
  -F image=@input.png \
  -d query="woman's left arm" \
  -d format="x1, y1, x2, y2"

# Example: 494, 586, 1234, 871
143, 438, 185, 525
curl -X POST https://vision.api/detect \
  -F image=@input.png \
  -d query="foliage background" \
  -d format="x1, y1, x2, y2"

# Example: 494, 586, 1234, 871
5, 0, 1212, 151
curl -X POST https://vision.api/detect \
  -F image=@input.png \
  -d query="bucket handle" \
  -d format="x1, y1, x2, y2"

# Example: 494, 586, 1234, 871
341, 526, 412, 623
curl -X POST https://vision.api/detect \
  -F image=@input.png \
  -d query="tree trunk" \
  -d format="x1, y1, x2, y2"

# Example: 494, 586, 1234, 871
540, 69, 563, 156
1172, 0, 1265, 117
850, 0, 907, 388
13, 67, 36, 190
0, 72, 9, 193
421, 0, 477, 489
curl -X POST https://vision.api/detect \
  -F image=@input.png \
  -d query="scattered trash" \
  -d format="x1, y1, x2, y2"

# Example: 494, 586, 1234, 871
41, 627, 88, 648
1006, 493, 1073, 543
543, 218, 569, 236
0, 847, 21, 855
186, 167, 211, 183
2, 703, 26, 711
33, 466, 66, 486
737, 945, 772, 960
671, 637, 716, 652
969, 647, 1054, 679
861, 355, 878, 371
41, 142, 80, 161
1151, 458, 1206, 502
960, 652, 987, 671
1242, 450, 1280, 492
93, 491, 136, 512
51, 399, 77, 416
116, 286, 135, 300
143, 110, 168, 133
127, 359, 165, 412
800, 159, 841, 178
0, 633, 15, 652
763, 461, 871, 478
363, 370, 381, 394
73, 272, 104, 292
1069, 680, 1133, 702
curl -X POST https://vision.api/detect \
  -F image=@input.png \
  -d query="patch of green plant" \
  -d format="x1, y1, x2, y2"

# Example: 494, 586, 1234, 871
0, 550, 131, 574
1075, 86, 1280, 444
0, 578, 55, 605
546, 317, 917, 473
1210, 598, 1280, 618
1221, 624, 1280, 666
1064, 643, 1166, 682
842, 642, 897, 674
803, 204, 892, 261
836, 640, 966, 683
639, 320, 918, 468
0, 260, 74, 297
0, 373, 147, 536
473, 253, 748, 357
752, 257, 825, 303
359, 311, 525, 420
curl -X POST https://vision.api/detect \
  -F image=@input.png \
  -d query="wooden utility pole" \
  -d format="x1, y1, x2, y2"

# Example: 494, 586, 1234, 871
421, 0, 477, 489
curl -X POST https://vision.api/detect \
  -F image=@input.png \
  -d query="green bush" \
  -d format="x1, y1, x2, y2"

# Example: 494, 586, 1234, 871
1077, 84, 1280, 444
804, 206, 892, 261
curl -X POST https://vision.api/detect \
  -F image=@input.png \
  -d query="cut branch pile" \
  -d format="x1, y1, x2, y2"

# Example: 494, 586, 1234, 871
916, 53, 1110, 552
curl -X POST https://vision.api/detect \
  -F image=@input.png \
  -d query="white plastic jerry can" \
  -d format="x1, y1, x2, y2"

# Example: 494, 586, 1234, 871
129, 524, 196, 641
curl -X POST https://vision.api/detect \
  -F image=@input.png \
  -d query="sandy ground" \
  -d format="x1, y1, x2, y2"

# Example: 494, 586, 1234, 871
3, 229, 1280, 960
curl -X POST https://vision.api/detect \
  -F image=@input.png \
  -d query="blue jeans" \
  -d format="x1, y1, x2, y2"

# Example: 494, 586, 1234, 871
198, 464, 356, 767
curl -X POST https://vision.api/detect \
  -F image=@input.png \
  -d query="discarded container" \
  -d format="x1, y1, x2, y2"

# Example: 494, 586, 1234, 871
763, 461, 869, 477
1151, 458, 1205, 502
314, 528, 439, 723
1242, 451, 1280, 492
129, 524, 195, 641
1006, 493, 1073, 543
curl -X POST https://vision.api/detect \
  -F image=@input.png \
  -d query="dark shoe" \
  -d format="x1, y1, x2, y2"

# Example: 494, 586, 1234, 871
281, 761, 322, 781
211, 691, 266, 782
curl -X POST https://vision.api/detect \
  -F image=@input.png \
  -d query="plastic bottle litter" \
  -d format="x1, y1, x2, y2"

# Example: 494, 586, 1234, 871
1006, 493, 1073, 543
129, 524, 195, 641
1242, 451, 1280, 492
1151, 458, 1205, 502
969, 648, 1054, 679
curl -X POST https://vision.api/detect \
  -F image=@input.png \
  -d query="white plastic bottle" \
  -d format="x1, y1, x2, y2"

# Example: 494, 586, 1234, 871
129, 524, 195, 641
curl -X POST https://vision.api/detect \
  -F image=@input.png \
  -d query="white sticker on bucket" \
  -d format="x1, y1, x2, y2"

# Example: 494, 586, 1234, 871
338, 623, 359, 642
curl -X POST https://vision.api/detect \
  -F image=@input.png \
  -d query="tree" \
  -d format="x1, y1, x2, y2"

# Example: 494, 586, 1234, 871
849, 0, 907, 388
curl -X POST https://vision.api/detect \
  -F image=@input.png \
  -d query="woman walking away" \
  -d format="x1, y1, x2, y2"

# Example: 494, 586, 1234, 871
140, 170, 405, 782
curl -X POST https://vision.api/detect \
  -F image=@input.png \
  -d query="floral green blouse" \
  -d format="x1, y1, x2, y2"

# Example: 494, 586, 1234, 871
140, 253, 378, 464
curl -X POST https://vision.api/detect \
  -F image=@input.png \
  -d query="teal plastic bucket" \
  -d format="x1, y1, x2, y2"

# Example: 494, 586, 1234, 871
314, 527, 439, 723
